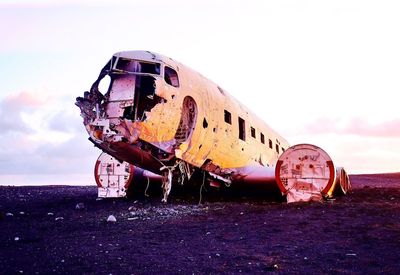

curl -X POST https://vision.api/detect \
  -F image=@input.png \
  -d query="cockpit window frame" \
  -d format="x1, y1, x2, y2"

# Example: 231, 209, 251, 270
164, 66, 180, 88
113, 57, 161, 75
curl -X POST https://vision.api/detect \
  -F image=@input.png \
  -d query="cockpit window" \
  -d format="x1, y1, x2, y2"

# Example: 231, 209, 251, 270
164, 66, 180, 87
115, 58, 160, 75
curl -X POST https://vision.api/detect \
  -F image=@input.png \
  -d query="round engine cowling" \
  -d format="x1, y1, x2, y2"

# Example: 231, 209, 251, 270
335, 167, 351, 195
275, 144, 336, 202
94, 152, 134, 198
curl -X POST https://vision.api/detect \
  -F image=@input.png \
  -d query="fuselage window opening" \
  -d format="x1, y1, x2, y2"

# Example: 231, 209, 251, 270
269, 139, 273, 149
276, 144, 280, 154
260, 133, 265, 144
115, 58, 160, 75
251, 127, 256, 138
164, 66, 180, 87
238, 117, 246, 141
224, 110, 232, 124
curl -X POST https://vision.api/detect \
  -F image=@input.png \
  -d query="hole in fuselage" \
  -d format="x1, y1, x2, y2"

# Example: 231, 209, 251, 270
203, 118, 208, 128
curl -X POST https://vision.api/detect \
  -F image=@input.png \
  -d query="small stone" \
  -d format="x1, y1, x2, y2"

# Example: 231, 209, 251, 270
55, 217, 64, 221
127, 217, 139, 221
304, 257, 308, 260
274, 264, 279, 269
6, 213, 14, 217
107, 215, 117, 222
75, 203, 85, 210
19, 212, 25, 215
96, 198, 103, 201
15, 237, 20, 241
47, 213, 54, 216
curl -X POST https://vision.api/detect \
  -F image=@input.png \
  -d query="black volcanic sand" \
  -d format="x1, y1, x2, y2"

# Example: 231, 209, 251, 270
1, 174, 399, 274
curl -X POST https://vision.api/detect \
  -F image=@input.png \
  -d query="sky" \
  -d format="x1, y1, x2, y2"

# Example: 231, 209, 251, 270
0, 0, 399, 185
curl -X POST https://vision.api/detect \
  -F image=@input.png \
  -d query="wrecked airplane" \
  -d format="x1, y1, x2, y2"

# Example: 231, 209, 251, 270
76, 51, 350, 203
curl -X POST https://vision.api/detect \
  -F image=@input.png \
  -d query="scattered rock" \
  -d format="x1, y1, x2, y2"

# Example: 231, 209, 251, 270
19, 212, 25, 215
107, 215, 117, 222
15, 237, 20, 241
47, 213, 54, 216
75, 203, 85, 210
55, 217, 64, 221
6, 213, 14, 217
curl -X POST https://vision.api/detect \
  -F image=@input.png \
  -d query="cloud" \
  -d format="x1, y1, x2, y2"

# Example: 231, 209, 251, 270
0, 91, 46, 133
46, 109, 85, 134
0, 135, 98, 175
0, 91, 99, 176
343, 118, 400, 138
303, 117, 400, 138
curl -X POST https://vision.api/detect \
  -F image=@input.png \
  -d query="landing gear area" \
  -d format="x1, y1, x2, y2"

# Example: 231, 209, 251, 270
92, 152, 227, 203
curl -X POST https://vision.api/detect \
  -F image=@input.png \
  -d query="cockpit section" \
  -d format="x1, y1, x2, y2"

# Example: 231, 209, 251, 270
76, 53, 183, 163
77, 55, 176, 125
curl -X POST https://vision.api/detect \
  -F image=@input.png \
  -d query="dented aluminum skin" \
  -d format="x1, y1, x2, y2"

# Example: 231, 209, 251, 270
76, 51, 349, 202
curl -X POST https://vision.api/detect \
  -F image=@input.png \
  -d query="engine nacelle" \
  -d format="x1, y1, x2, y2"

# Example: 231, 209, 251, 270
94, 152, 162, 198
275, 144, 349, 203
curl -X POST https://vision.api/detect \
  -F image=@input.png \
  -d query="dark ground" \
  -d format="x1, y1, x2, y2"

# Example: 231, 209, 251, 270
0, 173, 399, 274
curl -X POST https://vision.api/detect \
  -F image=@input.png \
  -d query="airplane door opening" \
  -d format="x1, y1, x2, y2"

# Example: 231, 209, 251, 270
175, 96, 197, 146
132, 75, 158, 121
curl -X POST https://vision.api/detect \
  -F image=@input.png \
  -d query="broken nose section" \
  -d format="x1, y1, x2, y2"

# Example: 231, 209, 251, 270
87, 117, 134, 144
76, 90, 138, 145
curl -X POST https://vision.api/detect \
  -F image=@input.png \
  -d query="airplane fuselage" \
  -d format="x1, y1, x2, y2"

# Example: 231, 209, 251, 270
76, 51, 348, 202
